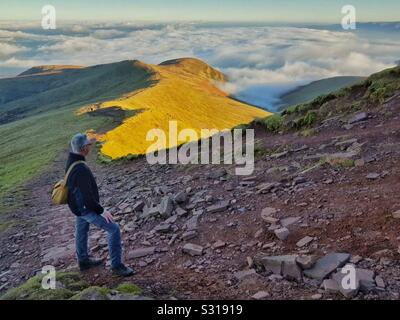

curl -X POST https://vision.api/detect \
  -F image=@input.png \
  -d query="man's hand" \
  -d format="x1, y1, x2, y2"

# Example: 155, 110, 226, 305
102, 211, 114, 223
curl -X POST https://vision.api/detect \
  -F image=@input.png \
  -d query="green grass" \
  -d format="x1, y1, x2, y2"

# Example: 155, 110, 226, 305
255, 114, 283, 133
70, 286, 110, 300
1, 272, 144, 300
115, 282, 143, 295
0, 105, 110, 210
0, 272, 86, 300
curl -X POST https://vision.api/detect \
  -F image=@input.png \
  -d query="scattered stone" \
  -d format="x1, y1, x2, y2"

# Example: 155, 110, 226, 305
296, 236, 314, 248
322, 279, 340, 293
184, 215, 199, 231
349, 255, 363, 264
256, 182, 278, 194
154, 223, 171, 233
208, 168, 227, 179
311, 293, 322, 300
252, 291, 269, 300
366, 173, 380, 180
392, 210, 400, 219
182, 243, 204, 256
270, 151, 289, 159
262, 216, 279, 224
296, 255, 316, 269
234, 269, 257, 280
354, 159, 365, 167
247, 256, 254, 268
293, 176, 306, 185
159, 196, 174, 217
258, 255, 302, 281
182, 231, 198, 241
304, 253, 350, 280
274, 227, 290, 241
212, 240, 226, 249
173, 191, 187, 203
349, 112, 368, 124
206, 200, 230, 213
128, 247, 155, 259
175, 207, 187, 217
281, 216, 301, 228
375, 276, 385, 289
355, 268, 375, 292
254, 228, 264, 238
132, 200, 145, 212
260, 207, 277, 221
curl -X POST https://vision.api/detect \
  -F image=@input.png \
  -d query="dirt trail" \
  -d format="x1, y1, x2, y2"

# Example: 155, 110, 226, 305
1, 102, 400, 299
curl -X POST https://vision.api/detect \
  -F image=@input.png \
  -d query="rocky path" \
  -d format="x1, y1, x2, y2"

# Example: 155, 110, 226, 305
2, 102, 400, 299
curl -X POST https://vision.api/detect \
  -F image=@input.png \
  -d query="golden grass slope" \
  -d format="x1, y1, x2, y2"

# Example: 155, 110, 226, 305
81, 58, 271, 159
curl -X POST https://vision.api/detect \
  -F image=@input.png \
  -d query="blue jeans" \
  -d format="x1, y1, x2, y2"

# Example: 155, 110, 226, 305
75, 211, 122, 268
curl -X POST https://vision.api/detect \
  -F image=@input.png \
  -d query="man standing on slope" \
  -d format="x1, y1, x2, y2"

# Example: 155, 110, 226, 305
66, 133, 134, 277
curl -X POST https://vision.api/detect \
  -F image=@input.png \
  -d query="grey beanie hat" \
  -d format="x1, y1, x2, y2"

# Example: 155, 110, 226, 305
70, 133, 94, 153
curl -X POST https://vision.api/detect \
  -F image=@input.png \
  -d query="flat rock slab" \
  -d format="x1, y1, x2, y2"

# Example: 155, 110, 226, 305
392, 210, 400, 219
206, 201, 230, 213
252, 291, 269, 300
182, 243, 204, 256
349, 112, 368, 124
274, 227, 290, 241
304, 253, 350, 280
296, 236, 314, 248
128, 247, 156, 259
259, 255, 302, 281
281, 217, 301, 228
234, 269, 257, 281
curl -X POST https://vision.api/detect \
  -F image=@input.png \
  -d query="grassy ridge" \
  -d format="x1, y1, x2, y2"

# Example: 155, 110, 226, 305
96, 58, 270, 158
279, 76, 365, 109
256, 66, 400, 134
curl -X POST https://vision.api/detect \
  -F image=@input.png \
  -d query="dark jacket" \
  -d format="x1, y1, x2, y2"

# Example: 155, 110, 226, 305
65, 152, 104, 216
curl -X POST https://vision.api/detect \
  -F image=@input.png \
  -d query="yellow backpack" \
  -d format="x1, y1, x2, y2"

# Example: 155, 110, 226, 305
51, 161, 85, 205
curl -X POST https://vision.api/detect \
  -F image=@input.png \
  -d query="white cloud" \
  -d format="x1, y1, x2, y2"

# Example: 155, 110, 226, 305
0, 42, 27, 59
0, 22, 399, 109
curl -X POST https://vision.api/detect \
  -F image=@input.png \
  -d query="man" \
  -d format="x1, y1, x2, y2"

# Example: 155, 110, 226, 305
66, 133, 134, 277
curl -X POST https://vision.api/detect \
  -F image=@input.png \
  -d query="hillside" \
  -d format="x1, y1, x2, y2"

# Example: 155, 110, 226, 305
278, 76, 365, 110
0, 58, 269, 206
2, 65, 400, 300
90, 58, 269, 158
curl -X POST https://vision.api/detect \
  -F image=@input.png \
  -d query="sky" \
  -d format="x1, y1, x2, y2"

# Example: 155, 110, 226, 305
1, 0, 400, 23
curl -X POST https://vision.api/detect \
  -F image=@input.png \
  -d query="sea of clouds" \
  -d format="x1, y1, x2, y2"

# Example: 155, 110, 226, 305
0, 21, 399, 110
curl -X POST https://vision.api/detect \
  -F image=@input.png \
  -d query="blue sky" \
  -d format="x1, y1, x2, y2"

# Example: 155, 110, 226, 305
1, 0, 400, 22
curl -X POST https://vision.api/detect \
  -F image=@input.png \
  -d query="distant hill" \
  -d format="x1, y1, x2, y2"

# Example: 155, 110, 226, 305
255, 66, 400, 134
278, 76, 366, 110
91, 58, 269, 158
18, 65, 84, 77
0, 58, 269, 200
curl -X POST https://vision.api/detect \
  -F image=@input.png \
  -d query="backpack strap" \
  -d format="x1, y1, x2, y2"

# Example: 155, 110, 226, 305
65, 160, 86, 182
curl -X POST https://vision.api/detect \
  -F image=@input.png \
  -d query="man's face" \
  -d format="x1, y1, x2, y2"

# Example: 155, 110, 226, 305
81, 144, 92, 156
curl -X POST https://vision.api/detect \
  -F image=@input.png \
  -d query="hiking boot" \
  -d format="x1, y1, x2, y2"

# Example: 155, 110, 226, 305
111, 264, 135, 277
79, 258, 103, 271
